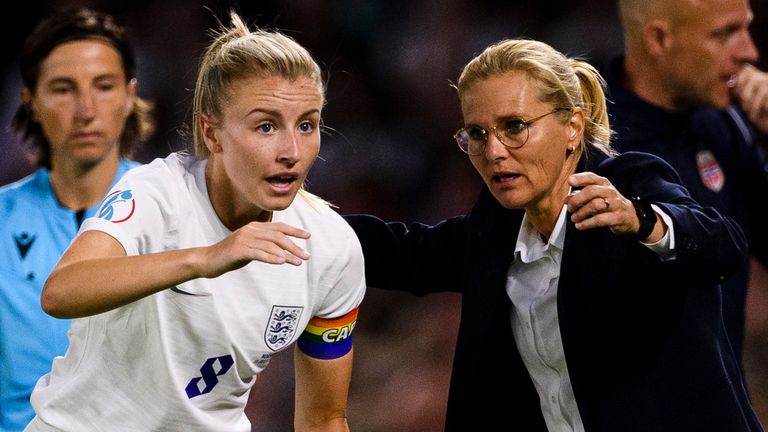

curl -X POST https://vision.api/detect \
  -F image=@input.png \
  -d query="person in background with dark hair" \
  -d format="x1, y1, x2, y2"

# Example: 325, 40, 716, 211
346, 38, 761, 431
0, 7, 154, 430
608, 0, 768, 363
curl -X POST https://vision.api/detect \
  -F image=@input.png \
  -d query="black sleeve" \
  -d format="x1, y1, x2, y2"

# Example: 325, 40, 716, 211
343, 214, 467, 296
601, 151, 748, 285
741, 134, 768, 268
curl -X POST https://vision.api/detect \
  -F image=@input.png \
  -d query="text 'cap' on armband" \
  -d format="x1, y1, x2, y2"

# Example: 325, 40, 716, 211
297, 308, 358, 359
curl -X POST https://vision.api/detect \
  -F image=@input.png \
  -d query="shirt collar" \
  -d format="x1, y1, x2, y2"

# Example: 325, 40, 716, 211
515, 204, 568, 264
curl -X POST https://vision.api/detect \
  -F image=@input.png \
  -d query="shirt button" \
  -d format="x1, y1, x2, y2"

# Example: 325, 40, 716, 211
550, 395, 557, 403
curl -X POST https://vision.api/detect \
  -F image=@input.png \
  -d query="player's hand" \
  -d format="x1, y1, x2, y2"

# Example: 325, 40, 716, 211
734, 64, 768, 135
199, 221, 311, 278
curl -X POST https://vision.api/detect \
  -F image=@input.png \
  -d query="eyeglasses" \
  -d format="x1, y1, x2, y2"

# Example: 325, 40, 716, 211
453, 107, 572, 155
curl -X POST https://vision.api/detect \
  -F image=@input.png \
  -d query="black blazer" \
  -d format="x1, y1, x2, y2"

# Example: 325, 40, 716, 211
346, 151, 762, 431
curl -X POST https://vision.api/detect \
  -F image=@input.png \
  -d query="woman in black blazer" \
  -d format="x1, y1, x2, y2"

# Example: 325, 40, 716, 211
346, 38, 762, 431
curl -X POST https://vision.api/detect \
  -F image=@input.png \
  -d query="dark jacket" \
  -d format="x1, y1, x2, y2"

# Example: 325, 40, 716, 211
605, 56, 768, 358
346, 151, 761, 431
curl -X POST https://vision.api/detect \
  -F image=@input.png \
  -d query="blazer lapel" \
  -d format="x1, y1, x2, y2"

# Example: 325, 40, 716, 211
467, 190, 524, 321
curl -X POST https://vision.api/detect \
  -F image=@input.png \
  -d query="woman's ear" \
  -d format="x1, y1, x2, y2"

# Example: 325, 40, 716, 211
566, 107, 585, 147
21, 87, 37, 121
200, 113, 222, 153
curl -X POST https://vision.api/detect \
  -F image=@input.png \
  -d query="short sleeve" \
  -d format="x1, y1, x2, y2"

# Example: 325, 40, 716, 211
297, 222, 366, 359
314, 225, 366, 318
80, 165, 178, 256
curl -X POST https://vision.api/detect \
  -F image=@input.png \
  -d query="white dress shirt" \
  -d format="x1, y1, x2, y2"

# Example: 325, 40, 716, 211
506, 202, 673, 431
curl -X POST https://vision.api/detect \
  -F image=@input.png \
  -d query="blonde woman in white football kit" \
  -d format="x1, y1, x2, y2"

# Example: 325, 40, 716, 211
25, 12, 365, 432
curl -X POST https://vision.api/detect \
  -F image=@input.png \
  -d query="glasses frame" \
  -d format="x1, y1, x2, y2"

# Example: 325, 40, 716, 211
454, 107, 572, 155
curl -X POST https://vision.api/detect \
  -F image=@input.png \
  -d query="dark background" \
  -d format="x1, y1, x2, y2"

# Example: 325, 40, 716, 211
1, 1, 766, 430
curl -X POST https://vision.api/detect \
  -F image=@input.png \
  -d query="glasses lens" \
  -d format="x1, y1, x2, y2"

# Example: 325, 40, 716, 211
455, 127, 486, 154
498, 119, 529, 148
466, 127, 487, 154
455, 130, 470, 153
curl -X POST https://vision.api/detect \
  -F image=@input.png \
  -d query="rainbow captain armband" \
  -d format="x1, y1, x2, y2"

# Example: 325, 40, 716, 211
297, 308, 359, 359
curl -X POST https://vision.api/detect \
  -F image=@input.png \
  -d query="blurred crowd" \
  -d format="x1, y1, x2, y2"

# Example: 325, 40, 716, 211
1, 1, 766, 431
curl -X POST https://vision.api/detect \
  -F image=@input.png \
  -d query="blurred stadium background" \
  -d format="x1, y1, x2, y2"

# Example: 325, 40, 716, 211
1, 1, 766, 430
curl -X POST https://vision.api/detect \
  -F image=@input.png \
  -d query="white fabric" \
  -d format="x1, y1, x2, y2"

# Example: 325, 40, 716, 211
507, 206, 585, 432
26, 153, 365, 432
506, 202, 674, 432
642, 204, 675, 260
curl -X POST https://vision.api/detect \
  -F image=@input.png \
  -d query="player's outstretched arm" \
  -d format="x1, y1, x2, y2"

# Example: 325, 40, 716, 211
41, 221, 310, 319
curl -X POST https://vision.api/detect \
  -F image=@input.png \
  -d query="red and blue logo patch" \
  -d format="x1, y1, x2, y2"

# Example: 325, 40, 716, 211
696, 150, 725, 192
98, 190, 136, 223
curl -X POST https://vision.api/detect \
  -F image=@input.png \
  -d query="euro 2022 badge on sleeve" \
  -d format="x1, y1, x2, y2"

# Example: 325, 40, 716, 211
696, 149, 725, 192
98, 190, 136, 223
265, 305, 304, 351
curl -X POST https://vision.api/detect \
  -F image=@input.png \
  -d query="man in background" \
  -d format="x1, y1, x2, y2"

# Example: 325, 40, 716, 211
607, 0, 768, 363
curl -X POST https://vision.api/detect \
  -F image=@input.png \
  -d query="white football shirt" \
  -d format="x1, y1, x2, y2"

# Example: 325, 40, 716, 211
27, 153, 365, 432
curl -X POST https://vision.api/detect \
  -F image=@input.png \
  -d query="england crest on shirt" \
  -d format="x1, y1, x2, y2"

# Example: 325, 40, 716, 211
696, 150, 725, 192
264, 305, 303, 351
